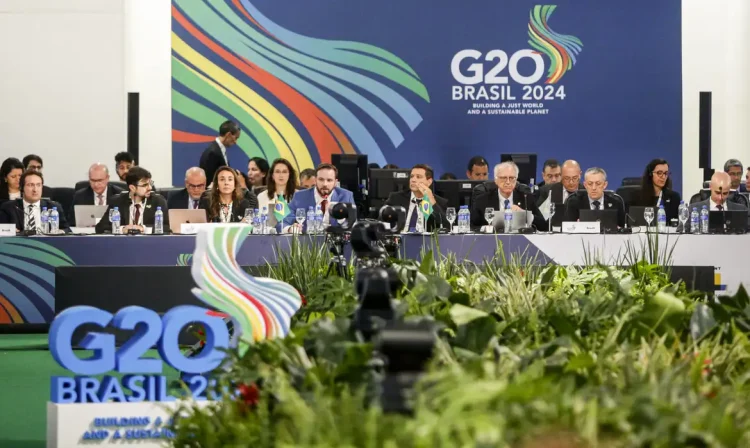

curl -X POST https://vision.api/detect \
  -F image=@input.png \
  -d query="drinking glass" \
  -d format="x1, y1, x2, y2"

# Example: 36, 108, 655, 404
548, 202, 556, 233
484, 207, 495, 226
108, 208, 114, 222
244, 208, 254, 224
295, 208, 306, 226
678, 206, 689, 233
446, 207, 456, 232
643, 207, 654, 230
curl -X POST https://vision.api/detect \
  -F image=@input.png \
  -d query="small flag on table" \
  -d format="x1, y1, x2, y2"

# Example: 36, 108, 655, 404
419, 198, 432, 221
274, 195, 290, 221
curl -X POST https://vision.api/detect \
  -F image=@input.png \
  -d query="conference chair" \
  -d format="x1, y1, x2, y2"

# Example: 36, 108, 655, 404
50, 187, 75, 224
74, 180, 127, 192
621, 177, 641, 187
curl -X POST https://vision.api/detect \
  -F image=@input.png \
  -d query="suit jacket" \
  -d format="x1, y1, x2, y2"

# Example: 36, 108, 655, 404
198, 196, 254, 223
95, 193, 170, 234
282, 187, 355, 229
167, 188, 200, 210
70, 184, 124, 226
0, 199, 70, 232
384, 190, 449, 231
536, 182, 584, 206
563, 191, 626, 228
690, 199, 747, 212
198, 141, 228, 184
628, 188, 681, 222
470, 184, 547, 231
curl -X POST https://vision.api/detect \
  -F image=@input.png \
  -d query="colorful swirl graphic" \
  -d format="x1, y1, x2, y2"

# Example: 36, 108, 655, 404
527, 5, 583, 84
0, 239, 75, 324
171, 0, 430, 171
190, 225, 302, 355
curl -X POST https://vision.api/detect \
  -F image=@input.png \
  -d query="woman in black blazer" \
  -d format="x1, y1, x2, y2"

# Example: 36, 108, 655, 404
0, 158, 24, 205
631, 158, 681, 222
199, 166, 254, 223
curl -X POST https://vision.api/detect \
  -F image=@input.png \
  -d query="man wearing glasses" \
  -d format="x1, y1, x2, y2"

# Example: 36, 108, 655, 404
563, 167, 625, 227
95, 166, 169, 234
167, 167, 207, 210
70, 163, 124, 226
536, 160, 583, 219
470, 161, 546, 230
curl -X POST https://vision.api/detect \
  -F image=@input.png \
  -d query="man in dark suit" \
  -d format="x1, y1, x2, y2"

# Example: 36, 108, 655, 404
535, 158, 562, 192
167, 167, 207, 210
199, 120, 241, 185
563, 167, 626, 228
470, 161, 547, 231
69, 163, 124, 226
95, 166, 169, 234
0, 169, 69, 233
536, 160, 583, 219
385, 164, 449, 232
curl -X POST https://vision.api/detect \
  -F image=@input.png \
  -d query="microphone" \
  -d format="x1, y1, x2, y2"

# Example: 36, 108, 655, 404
609, 191, 632, 234
719, 185, 728, 234
516, 184, 536, 233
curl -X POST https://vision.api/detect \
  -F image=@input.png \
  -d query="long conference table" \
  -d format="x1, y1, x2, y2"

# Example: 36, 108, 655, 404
0, 232, 744, 331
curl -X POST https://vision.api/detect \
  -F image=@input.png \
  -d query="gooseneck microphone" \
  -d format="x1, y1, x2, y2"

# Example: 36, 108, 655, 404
719, 185, 728, 233
610, 191, 632, 234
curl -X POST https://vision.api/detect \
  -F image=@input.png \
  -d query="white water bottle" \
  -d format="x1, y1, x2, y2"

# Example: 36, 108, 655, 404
261, 206, 268, 234
252, 208, 261, 234
314, 204, 323, 233
154, 207, 164, 234
111, 207, 121, 234
656, 205, 666, 233
700, 206, 709, 234
690, 207, 699, 234
306, 206, 315, 233
49, 207, 59, 233
40, 207, 49, 234
503, 204, 513, 233
458, 206, 468, 233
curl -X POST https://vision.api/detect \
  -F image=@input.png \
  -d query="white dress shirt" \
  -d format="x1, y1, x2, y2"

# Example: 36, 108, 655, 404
215, 137, 228, 165
498, 191, 514, 209
9, 191, 21, 201
23, 200, 41, 230
129, 198, 146, 226
589, 197, 604, 210
188, 196, 201, 210
94, 187, 108, 206
710, 199, 725, 211
405, 192, 426, 232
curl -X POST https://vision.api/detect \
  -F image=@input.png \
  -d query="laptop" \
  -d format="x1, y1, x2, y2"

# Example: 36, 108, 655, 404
579, 209, 619, 232
74, 205, 108, 228
626, 206, 652, 227
169, 209, 207, 234
491, 210, 528, 232
708, 210, 748, 234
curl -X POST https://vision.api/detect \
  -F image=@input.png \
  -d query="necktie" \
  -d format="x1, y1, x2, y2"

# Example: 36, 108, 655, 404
408, 198, 419, 232
134, 204, 141, 225
717, 204, 724, 211
193, 199, 199, 210
321, 197, 328, 214
97, 194, 104, 206
26, 205, 36, 231
504, 199, 510, 210
592, 200, 601, 210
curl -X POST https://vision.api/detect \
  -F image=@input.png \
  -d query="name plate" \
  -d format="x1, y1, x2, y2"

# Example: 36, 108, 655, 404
0, 224, 16, 236
180, 223, 213, 234
561, 221, 600, 234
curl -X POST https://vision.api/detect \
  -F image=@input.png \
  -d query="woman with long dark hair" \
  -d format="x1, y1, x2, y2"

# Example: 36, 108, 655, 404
0, 158, 24, 203
200, 166, 255, 223
633, 158, 681, 221
257, 158, 298, 230
247, 157, 269, 195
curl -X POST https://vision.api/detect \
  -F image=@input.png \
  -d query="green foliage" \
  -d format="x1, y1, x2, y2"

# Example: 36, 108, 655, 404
171, 242, 750, 447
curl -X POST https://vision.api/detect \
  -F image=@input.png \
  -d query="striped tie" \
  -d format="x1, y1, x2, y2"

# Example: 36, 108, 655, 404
26, 205, 36, 232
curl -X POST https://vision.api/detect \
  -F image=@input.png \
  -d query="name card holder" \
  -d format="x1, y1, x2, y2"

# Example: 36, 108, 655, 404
180, 223, 213, 234
561, 221, 600, 234
0, 224, 16, 237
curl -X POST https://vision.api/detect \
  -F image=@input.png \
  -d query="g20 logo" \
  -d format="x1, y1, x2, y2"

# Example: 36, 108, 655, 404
49, 305, 230, 403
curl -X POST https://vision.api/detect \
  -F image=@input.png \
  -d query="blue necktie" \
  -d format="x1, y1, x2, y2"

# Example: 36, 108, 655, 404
504, 199, 510, 210
408, 198, 419, 232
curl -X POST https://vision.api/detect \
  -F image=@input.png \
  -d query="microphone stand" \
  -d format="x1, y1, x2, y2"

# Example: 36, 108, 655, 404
719, 186, 728, 234
518, 186, 535, 234
611, 192, 632, 234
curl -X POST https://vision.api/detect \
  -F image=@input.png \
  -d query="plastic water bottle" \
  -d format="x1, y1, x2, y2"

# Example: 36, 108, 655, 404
260, 206, 268, 234
40, 207, 48, 234
314, 204, 323, 233
111, 207, 121, 234
700, 205, 709, 234
306, 206, 315, 233
656, 205, 667, 233
677, 201, 689, 232
458, 205, 468, 233
252, 208, 260, 234
154, 207, 164, 234
503, 204, 513, 233
529, 178, 536, 192
690, 207, 699, 234
49, 207, 59, 234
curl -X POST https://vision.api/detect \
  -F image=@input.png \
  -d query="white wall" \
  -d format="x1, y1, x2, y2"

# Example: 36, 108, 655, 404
682, 0, 750, 195
0, 0, 125, 187
2, 0, 748, 191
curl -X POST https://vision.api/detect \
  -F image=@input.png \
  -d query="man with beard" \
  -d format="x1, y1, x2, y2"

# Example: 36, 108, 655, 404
283, 163, 354, 233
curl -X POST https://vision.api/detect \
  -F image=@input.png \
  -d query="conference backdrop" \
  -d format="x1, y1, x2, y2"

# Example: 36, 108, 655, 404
171, 0, 682, 189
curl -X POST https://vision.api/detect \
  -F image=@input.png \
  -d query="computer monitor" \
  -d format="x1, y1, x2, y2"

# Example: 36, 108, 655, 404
433, 180, 486, 210
332, 154, 368, 218
500, 153, 538, 185
368, 169, 411, 216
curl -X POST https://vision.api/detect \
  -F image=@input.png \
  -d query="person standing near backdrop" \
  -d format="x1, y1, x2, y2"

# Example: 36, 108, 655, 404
200, 120, 240, 185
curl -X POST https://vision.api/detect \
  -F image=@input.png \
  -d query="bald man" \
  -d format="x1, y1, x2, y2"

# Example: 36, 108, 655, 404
536, 160, 584, 219
70, 163, 124, 226
167, 167, 207, 210
691, 172, 747, 212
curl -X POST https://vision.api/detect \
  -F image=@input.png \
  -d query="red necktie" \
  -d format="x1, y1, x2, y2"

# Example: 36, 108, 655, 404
321, 197, 328, 213
134, 204, 141, 225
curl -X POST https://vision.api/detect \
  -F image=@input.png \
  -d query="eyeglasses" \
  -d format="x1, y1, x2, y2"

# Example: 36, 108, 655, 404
187, 183, 206, 189
496, 176, 517, 183
563, 176, 580, 183
136, 181, 153, 188
652, 171, 671, 178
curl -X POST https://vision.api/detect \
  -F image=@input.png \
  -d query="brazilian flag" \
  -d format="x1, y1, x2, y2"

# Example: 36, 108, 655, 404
274, 195, 290, 222
419, 198, 433, 221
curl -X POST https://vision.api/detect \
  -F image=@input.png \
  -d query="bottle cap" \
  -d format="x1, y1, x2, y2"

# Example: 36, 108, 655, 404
157, 206, 162, 210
